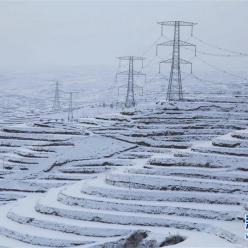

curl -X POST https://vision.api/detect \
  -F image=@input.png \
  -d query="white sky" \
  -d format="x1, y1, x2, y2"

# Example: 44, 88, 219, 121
0, 0, 247, 72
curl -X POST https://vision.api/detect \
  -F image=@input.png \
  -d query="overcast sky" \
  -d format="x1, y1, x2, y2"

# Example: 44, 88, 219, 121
0, 0, 247, 72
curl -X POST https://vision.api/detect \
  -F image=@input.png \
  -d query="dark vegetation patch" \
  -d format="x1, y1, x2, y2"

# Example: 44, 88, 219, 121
160, 235, 185, 247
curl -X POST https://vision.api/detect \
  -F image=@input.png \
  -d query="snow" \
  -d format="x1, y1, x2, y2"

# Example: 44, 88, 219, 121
0, 69, 248, 247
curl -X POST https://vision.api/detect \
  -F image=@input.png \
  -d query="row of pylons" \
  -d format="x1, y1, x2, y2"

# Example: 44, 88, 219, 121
52, 20, 197, 112
116, 20, 197, 108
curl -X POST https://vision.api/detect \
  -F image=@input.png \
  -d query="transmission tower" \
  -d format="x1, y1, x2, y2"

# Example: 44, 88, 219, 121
66, 92, 78, 122
116, 56, 146, 108
156, 21, 197, 101
52, 81, 61, 112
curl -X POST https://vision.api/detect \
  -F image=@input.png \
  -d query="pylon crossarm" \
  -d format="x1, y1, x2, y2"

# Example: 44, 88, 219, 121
116, 70, 145, 76
157, 41, 174, 47
116, 71, 146, 82
117, 56, 145, 60
118, 84, 127, 89
158, 21, 197, 26
116, 70, 129, 76
180, 41, 195, 47
180, 41, 197, 55
157, 42, 196, 57
159, 59, 171, 73
180, 59, 191, 64
159, 59, 192, 73
118, 84, 143, 89
157, 40, 185, 55
157, 40, 196, 47
159, 59, 172, 64
160, 58, 191, 65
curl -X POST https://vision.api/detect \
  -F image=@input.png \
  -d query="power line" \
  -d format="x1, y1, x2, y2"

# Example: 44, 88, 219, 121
142, 54, 172, 71
194, 55, 248, 81
142, 55, 158, 69
189, 72, 228, 85
183, 46, 246, 57
142, 35, 163, 57
192, 35, 248, 57
196, 50, 247, 57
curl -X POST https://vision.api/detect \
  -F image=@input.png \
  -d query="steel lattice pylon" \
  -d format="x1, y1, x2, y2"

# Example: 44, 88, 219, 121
116, 56, 146, 108
157, 21, 197, 101
66, 92, 78, 122
52, 81, 61, 112
168, 21, 182, 100
68, 92, 73, 122
126, 56, 135, 107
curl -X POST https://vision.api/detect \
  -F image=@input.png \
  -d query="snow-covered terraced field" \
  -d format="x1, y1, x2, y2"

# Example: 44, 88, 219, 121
86, 99, 248, 150
0, 121, 135, 206
0, 97, 247, 247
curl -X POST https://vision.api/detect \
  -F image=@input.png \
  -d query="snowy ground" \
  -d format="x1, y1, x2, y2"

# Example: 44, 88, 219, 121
0, 68, 247, 247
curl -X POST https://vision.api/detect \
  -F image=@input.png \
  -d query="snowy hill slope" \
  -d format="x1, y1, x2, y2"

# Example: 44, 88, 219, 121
0, 67, 248, 246
0, 95, 247, 247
